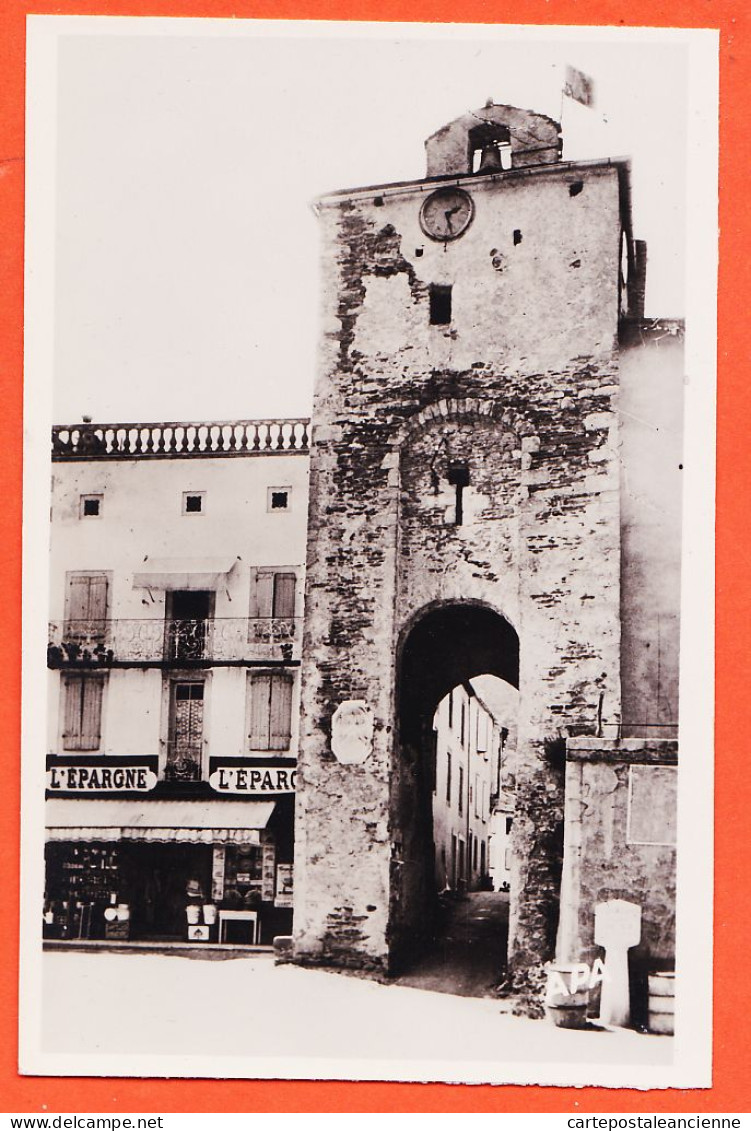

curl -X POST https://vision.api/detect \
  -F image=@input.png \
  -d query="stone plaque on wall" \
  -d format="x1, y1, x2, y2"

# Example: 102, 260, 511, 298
331, 700, 374, 765
627, 765, 678, 846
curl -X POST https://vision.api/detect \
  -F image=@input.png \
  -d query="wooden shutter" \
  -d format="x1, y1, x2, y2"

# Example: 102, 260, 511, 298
66, 573, 108, 619
88, 575, 108, 642
87, 575, 108, 619
63, 677, 84, 749
66, 574, 108, 643
269, 673, 293, 750
272, 573, 296, 619
248, 673, 292, 751
63, 676, 103, 751
256, 573, 275, 619
66, 576, 91, 622
81, 677, 103, 749
249, 673, 272, 750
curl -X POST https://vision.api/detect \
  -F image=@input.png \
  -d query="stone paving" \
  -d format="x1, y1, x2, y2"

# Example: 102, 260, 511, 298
393, 891, 509, 999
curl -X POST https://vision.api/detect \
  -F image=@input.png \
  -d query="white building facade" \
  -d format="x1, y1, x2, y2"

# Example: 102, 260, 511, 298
44, 419, 309, 946
431, 683, 510, 894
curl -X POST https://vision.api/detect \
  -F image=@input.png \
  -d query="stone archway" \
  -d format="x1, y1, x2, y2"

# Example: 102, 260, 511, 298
388, 601, 519, 972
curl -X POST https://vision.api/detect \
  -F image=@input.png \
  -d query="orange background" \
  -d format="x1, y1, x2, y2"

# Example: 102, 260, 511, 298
0, 0, 745, 1114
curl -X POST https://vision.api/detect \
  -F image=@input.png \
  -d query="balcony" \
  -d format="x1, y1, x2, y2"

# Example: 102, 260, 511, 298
47, 617, 302, 666
51, 418, 310, 461
164, 746, 203, 783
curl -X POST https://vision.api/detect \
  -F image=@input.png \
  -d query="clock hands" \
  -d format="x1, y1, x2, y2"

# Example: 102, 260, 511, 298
444, 204, 462, 232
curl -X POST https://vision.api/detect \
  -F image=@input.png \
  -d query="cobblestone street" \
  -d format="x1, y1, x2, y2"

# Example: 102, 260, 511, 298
394, 892, 509, 998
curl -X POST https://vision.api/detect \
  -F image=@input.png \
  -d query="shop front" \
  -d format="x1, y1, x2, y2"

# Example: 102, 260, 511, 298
44, 791, 295, 946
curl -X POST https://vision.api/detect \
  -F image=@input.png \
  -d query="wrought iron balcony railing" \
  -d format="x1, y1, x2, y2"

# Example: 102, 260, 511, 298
52, 418, 310, 460
48, 617, 302, 665
164, 747, 203, 783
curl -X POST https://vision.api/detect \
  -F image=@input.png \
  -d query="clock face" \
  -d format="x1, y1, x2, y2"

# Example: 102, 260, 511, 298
420, 187, 474, 242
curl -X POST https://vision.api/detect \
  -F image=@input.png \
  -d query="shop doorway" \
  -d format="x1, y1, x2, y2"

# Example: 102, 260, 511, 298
390, 601, 519, 991
125, 842, 212, 940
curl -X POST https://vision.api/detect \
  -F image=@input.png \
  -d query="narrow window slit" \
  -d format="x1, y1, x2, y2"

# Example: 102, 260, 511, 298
447, 462, 470, 525
429, 284, 452, 325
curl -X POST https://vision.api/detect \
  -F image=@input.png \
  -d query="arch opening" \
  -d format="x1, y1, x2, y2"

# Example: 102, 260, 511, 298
389, 602, 520, 990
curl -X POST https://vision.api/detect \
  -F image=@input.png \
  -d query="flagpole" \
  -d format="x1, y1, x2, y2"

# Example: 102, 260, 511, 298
559, 65, 569, 160
559, 65, 595, 161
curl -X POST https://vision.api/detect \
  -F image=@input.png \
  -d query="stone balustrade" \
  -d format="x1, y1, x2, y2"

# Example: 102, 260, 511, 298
52, 419, 310, 460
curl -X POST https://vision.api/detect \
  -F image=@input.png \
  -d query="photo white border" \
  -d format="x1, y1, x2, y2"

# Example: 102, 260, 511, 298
20, 16, 718, 1088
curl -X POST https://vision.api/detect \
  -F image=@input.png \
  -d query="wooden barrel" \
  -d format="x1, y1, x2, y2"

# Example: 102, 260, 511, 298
648, 971, 675, 1035
545, 964, 590, 1029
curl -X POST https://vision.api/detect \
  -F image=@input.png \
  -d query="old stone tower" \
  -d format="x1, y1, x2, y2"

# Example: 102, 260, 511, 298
293, 103, 679, 986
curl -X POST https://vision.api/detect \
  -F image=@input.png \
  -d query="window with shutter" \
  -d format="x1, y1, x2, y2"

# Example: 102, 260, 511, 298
62, 675, 104, 750
248, 672, 293, 751
256, 573, 275, 619
249, 568, 299, 643
249, 673, 272, 749
272, 573, 296, 619
64, 573, 108, 645
269, 672, 293, 750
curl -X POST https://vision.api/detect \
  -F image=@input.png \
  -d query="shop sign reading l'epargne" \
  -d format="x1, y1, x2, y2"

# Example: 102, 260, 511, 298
208, 764, 296, 795
47, 764, 157, 792
45, 756, 297, 796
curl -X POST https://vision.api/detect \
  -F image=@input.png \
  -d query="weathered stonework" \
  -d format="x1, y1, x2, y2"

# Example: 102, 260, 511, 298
558, 737, 677, 1025
293, 104, 673, 986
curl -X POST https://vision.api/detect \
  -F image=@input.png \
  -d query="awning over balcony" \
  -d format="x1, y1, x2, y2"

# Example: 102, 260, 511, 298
133, 556, 239, 591
45, 798, 274, 845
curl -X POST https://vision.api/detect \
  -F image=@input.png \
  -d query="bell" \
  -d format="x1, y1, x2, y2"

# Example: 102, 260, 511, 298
477, 141, 503, 174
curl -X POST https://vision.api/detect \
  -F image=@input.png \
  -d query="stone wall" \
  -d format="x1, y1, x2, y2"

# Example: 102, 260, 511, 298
294, 158, 626, 975
558, 737, 678, 1024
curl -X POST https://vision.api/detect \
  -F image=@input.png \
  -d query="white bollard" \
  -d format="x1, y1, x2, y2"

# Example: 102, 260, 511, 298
594, 899, 642, 1027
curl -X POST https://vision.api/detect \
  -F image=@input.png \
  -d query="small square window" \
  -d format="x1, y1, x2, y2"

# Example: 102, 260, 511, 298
182, 492, 205, 515
80, 494, 102, 518
268, 487, 291, 512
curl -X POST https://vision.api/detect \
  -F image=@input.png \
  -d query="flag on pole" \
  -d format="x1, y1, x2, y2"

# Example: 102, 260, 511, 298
563, 65, 594, 108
